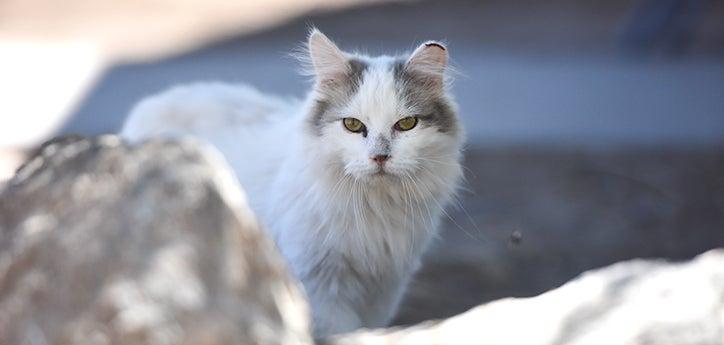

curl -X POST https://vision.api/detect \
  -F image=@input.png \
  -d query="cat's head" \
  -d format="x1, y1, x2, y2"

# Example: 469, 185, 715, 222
302, 29, 463, 184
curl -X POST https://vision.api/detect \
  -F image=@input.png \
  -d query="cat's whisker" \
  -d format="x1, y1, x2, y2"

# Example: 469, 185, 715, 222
400, 175, 422, 247
353, 180, 371, 246
414, 156, 476, 187
409, 170, 481, 242
418, 157, 473, 176
399, 175, 414, 239
403, 172, 436, 233
416, 164, 483, 238
322, 174, 353, 247
405, 175, 430, 231
326, 174, 347, 206
400, 177, 411, 237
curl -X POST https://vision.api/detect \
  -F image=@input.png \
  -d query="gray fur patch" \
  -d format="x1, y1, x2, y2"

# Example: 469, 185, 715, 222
393, 60, 457, 134
371, 136, 391, 156
310, 100, 330, 132
425, 100, 456, 134
308, 59, 368, 136
348, 59, 367, 88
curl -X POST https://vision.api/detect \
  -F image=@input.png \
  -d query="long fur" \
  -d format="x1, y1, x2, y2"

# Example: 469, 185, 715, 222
121, 30, 464, 337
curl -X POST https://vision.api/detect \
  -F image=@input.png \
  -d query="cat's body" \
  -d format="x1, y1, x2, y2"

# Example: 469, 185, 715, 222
121, 30, 464, 337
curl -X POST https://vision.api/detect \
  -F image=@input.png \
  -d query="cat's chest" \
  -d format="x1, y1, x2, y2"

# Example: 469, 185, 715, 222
264, 171, 444, 268
324, 196, 437, 263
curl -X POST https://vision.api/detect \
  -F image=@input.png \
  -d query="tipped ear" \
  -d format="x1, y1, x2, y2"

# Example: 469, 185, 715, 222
406, 41, 448, 83
308, 29, 349, 82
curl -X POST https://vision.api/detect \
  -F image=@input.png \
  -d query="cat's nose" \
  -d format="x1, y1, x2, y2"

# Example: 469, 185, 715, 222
371, 154, 390, 166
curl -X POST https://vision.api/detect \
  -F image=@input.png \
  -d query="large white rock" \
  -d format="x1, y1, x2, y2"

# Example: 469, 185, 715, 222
2, 135, 722, 345
0, 136, 312, 345
331, 249, 724, 345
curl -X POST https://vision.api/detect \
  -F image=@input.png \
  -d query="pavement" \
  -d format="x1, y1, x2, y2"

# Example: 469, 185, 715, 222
61, 0, 724, 148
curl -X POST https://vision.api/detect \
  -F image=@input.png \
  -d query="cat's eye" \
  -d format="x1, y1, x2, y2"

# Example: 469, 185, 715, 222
343, 117, 366, 134
394, 116, 418, 131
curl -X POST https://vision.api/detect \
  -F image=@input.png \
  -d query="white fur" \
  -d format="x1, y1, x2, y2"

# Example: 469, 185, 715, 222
306, 28, 350, 80
121, 33, 463, 338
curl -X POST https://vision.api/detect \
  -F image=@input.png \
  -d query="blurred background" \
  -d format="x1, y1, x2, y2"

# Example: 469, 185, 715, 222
2, 0, 723, 325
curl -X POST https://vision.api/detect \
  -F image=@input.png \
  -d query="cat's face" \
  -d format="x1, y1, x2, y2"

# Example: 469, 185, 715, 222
305, 30, 462, 183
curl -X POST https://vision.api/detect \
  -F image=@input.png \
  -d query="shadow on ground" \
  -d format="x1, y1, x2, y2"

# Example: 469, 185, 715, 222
395, 147, 724, 324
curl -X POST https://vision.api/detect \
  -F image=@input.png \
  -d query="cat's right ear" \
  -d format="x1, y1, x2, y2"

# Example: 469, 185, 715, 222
307, 29, 350, 83
405, 41, 448, 87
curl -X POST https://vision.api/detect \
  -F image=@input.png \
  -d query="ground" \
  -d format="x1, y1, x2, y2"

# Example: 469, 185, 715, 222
3, 0, 724, 325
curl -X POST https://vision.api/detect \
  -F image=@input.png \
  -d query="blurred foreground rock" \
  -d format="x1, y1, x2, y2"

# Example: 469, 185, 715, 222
0, 136, 311, 345
333, 249, 724, 345
1, 136, 722, 344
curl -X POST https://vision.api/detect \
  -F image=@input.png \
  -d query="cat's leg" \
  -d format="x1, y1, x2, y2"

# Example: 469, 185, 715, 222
358, 282, 408, 328
309, 297, 363, 338
306, 276, 410, 337
290, 251, 369, 337
301, 262, 410, 337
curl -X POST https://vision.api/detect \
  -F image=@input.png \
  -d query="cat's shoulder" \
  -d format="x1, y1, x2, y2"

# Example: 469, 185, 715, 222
121, 82, 297, 142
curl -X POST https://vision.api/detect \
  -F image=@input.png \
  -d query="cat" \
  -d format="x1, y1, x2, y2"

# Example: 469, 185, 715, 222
121, 29, 464, 337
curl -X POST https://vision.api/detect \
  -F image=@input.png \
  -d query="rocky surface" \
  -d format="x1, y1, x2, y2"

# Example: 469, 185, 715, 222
0, 136, 311, 345
1, 136, 723, 344
332, 248, 724, 345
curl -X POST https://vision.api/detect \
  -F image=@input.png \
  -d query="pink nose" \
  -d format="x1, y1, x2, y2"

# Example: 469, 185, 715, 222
372, 154, 390, 165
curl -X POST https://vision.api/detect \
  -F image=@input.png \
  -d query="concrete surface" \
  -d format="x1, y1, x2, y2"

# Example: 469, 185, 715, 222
61, 0, 724, 148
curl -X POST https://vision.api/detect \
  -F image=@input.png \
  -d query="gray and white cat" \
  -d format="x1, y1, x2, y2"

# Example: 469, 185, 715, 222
121, 29, 464, 337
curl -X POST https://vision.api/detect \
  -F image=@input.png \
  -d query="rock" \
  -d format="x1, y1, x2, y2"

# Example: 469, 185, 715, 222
329, 248, 724, 345
2, 135, 722, 345
0, 136, 312, 345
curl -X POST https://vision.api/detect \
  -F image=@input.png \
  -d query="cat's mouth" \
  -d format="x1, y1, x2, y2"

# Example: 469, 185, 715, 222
352, 164, 399, 180
372, 166, 394, 177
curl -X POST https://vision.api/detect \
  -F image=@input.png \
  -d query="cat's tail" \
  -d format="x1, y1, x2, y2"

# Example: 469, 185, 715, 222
121, 82, 295, 143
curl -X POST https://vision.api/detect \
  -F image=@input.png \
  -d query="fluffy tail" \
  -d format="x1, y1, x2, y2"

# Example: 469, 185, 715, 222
121, 82, 293, 143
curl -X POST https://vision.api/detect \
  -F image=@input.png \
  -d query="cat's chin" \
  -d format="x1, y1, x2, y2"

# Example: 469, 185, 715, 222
363, 174, 390, 186
345, 168, 393, 184
364, 168, 403, 184
372, 170, 391, 178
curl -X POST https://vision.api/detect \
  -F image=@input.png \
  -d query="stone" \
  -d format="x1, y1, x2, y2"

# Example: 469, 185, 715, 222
330, 248, 724, 345
2, 135, 722, 345
0, 136, 312, 345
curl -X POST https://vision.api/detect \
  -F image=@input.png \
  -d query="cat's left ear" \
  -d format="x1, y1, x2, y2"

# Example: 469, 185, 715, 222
406, 41, 448, 85
307, 29, 350, 83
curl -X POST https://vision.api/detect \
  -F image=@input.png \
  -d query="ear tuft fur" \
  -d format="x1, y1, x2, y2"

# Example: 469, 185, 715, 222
407, 41, 448, 77
424, 42, 446, 51
304, 28, 350, 82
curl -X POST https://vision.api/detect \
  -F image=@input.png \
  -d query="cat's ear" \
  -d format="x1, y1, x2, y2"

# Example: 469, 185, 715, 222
307, 29, 349, 82
406, 41, 448, 85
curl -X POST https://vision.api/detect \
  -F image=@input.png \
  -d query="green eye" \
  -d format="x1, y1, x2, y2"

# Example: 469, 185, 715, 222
394, 116, 418, 131
343, 117, 365, 133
